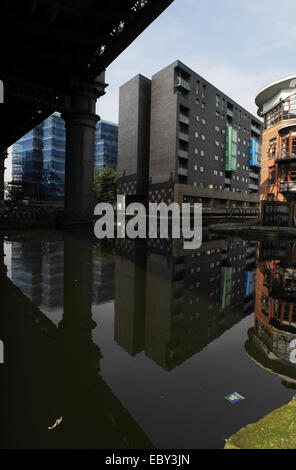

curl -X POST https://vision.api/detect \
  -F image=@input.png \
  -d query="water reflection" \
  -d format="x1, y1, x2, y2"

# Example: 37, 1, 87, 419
246, 240, 296, 389
0, 232, 152, 449
1, 231, 296, 449
115, 238, 258, 370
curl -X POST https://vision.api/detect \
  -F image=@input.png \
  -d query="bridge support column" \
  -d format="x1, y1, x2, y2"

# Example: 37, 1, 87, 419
0, 150, 7, 202
62, 78, 105, 224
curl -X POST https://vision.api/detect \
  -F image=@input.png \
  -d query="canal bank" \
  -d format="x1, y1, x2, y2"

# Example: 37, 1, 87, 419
225, 397, 296, 449
209, 219, 296, 239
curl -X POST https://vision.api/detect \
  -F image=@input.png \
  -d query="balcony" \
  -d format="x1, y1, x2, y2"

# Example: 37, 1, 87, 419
179, 131, 189, 142
178, 149, 189, 159
276, 153, 296, 163
251, 125, 261, 135
179, 113, 190, 125
225, 178, 231, 185
249, 172, 259, 180
178, 167, 188, 177
227, 109, 233, 118
249, 183, 259, 191
280, 181, 296, 193
176, 77, 191, 92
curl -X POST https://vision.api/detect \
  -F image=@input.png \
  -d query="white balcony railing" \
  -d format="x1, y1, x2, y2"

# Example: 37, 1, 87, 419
176, 77, 191, 91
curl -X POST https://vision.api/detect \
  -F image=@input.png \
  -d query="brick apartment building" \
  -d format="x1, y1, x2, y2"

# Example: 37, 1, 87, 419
255, 75, 296, 225
118, 60, 262, 210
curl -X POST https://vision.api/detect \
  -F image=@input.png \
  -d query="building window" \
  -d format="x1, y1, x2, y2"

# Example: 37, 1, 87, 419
215, 125, 220, 132
195, 148, 198, 154
201, 134, 205, 141
201, 118, 206, 125
215, 155, 219, 161
216, 111, 220, 118
196, 98, 200, 105
196, 80, 200, 95
194, 165, 198, 171
200, 167, 204, 172
196, 115, 200, 122
269, 138, 277, 159
215, 140, 220, 147
269, 169, 276, 185
214, 170, 218, 176
202, 102, 206, 109
195, 132, 199, 138
216, 94, 220, 107
202, 84, 206, 98
200, 150, 205, 157
280, 131, 296, 159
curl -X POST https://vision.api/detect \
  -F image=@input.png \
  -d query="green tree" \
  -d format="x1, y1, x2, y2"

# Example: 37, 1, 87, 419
94, 167, 117, 205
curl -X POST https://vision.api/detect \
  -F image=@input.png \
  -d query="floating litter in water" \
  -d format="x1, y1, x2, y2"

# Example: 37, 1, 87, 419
48, 417, 63, 430
225, 393, 245, 404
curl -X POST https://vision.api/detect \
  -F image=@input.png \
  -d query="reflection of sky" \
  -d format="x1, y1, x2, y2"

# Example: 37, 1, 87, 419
92, 305, 293, 450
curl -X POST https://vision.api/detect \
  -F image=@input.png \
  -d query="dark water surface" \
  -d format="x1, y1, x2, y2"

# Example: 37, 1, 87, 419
0, 230, 295, 449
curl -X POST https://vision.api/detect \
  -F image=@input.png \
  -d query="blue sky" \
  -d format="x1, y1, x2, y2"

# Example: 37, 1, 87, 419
5, 0, 296, 179
99, 0, 296, 121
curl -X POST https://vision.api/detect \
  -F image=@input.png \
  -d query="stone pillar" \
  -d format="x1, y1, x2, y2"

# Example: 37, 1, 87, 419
0, 150, 7, 202
62, 77, 106, 223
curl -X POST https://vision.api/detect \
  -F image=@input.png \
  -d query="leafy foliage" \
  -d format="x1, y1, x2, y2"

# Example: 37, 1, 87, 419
94, 167, 117, 205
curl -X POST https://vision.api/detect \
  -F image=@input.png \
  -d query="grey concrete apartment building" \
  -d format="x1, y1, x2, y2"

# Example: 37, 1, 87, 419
117, 60, 262, 209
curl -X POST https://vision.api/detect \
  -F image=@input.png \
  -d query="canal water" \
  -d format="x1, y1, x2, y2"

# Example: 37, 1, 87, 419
0, 230, 295, 449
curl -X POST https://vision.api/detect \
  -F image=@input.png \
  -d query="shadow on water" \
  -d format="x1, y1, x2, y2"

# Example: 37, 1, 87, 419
0, 231, 296, 448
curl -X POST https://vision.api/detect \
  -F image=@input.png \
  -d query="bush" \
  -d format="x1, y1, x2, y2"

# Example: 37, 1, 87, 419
94, 167, 117, 205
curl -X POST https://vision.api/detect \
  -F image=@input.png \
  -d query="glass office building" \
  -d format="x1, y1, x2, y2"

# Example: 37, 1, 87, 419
12, 114, 118, 201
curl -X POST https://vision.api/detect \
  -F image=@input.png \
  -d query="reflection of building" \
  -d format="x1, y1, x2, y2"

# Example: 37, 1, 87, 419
114, 240, 147, 356
9, 239, 115, 318
11, 240, 64, 310
1, 233, 152, 450
12, 115, 118, 201
256, 76, 296, 225
92, 258, 115, 305
118, 61, 262, 209
115, 238, 257, 370
246, 241, 296, 388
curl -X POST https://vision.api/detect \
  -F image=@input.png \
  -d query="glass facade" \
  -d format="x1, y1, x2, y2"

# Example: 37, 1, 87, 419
12, 115, 118, 201
225, 126, 238, 171
94, 120, 118, 170
264, 92, 296, 130
250, 139, 262, 168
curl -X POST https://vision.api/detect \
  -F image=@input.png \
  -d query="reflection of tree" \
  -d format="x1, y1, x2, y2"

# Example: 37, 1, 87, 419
92, 239, 115, 264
